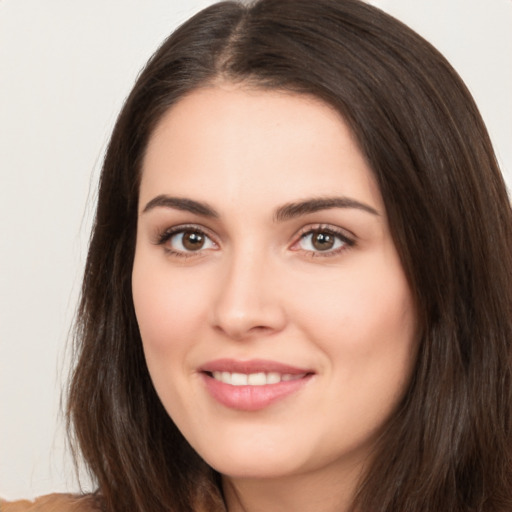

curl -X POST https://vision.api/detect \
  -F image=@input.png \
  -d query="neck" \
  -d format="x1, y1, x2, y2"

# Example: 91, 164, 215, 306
222, 459, 365, 512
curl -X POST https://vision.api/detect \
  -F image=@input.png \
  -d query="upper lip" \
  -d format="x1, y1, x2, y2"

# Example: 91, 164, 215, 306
199, 358, 313, 375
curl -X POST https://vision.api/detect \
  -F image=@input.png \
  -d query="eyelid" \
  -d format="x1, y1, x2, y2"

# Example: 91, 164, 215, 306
295, 223, 355, 241
153, 223, 216, 244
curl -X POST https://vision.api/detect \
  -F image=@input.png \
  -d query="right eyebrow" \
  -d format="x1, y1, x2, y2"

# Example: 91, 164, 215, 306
273, 196, 379, 222
141, 195, 219, 218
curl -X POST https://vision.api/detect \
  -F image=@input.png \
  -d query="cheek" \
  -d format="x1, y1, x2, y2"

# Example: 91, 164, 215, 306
291, 250, 417, 399
294, 256, 414, 346
304, 265, 416, 431
132, 256, 206, 358
131, 257, 209, 420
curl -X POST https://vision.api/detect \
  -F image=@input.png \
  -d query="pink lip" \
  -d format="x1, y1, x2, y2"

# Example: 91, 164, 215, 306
200, 358, 311, 375
199, 359, 314, 412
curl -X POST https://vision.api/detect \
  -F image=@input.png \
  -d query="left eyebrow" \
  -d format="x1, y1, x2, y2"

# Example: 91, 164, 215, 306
274, 196, 379, 222
141, 195, 219, 217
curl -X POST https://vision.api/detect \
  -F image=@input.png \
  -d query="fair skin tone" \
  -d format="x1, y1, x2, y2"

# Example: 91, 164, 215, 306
132, 84, 417, 512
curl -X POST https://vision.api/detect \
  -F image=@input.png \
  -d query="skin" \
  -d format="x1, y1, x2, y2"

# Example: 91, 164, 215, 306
132, 84, 418, 512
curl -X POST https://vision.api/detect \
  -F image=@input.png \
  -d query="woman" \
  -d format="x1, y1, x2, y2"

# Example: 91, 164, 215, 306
4, 0, 512, 510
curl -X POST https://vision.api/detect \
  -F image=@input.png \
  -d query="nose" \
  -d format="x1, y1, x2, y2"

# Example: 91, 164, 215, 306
210, 248, 287, 341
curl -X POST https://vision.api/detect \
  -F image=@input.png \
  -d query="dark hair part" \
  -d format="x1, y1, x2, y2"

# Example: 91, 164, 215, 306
67, 1, 512, 511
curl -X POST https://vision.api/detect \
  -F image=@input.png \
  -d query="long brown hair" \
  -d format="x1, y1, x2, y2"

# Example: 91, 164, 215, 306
67, 1, 512, 511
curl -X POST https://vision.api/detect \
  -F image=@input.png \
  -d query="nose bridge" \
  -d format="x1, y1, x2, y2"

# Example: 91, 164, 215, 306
210, 242, 285, 339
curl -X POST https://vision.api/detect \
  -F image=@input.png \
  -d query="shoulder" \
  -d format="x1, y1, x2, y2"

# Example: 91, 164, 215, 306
1, 494, 99, 512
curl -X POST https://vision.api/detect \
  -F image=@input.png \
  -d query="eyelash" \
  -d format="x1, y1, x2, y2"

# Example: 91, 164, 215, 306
154, 223, 355, 258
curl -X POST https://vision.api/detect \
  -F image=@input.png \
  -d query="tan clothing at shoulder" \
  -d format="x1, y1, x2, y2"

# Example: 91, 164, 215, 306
1, 489, 223, 512
0, 494, 98, 512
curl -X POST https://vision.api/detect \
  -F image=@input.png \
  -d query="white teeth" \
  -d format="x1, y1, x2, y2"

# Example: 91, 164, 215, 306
266, 372, 281, 384
211, 371, 306, 386
231, 372, 248, 385
248, 372, 266, 385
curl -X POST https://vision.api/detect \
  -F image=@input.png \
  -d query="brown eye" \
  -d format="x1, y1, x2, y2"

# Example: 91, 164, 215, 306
311, 231, 335, 251
296, 228, 351, 255
163, 228, 216, 254
182, 231, 205, 251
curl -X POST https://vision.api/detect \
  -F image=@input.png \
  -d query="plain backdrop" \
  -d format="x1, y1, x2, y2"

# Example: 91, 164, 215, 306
1, 0, 511, 500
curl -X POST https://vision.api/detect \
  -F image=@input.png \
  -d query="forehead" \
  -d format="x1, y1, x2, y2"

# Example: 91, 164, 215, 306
140, 85, 383, 214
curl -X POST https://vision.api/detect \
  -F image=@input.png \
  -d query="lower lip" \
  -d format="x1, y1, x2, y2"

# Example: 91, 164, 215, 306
201, 373, 312, 411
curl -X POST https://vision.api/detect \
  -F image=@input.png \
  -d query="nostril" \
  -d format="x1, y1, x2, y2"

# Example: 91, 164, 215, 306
250, 325, 272, 333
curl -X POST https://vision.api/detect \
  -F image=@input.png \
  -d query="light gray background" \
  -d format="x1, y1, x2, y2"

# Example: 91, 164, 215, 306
1, 0, 511, 500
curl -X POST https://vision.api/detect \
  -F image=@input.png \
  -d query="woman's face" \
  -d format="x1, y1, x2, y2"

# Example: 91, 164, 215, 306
132, 85, 417, 484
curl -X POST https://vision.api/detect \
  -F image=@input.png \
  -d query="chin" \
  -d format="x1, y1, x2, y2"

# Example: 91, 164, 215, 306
207, 456, 301, 480
189, 431, 306, 479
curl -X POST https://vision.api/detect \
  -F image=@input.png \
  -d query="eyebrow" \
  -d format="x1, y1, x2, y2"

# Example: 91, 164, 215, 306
141, 194, 379, 220
142, 195, 219, 217
273, 197, 379, 222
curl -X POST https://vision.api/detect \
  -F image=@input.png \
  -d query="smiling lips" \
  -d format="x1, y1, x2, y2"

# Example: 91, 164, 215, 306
200, 359, 313, 411
212, 371, 305, 386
